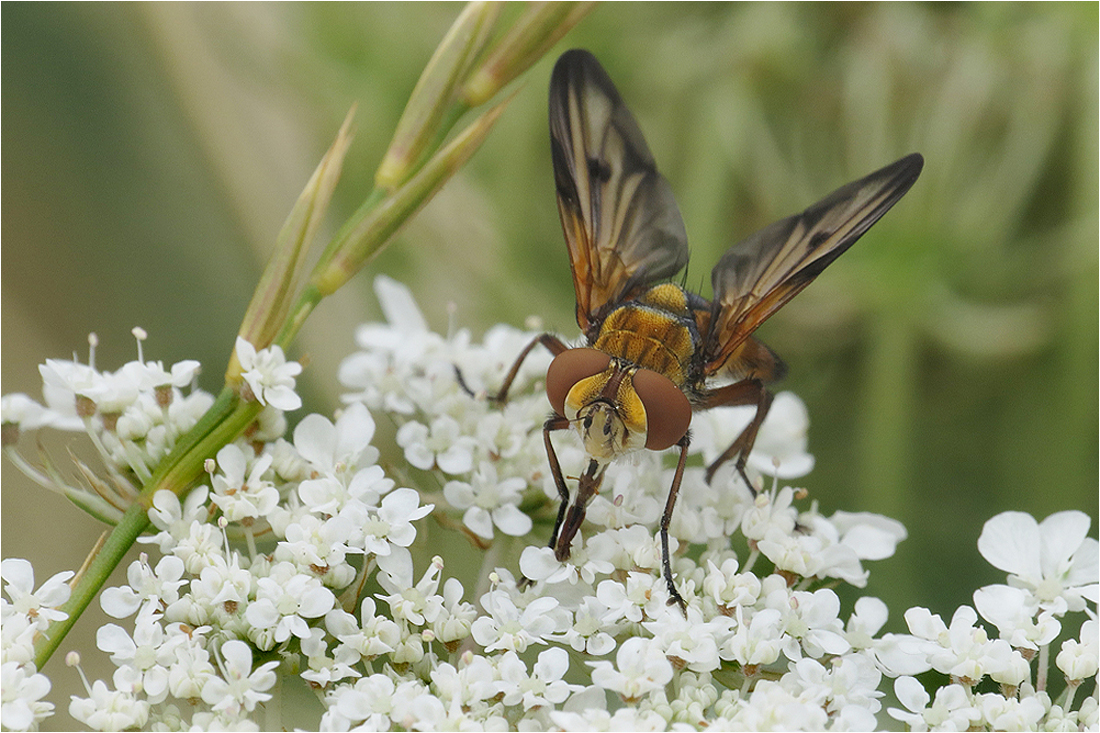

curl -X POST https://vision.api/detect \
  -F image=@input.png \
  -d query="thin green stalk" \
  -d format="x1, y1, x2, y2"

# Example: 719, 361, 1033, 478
33, 503, 149, 668
33, 392, 262, 669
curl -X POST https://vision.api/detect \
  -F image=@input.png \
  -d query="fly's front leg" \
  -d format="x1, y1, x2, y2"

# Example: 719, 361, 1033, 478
660, 434, 691, 611
541, 414, 573, 552
518, 414, 573, 592
455, 333, 568, 403
698, 379, 773, 494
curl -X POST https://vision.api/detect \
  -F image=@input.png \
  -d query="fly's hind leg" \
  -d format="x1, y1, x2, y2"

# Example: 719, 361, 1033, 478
455, 332, 568, 403
659, 434, 692, 612
698, 379, 774, 495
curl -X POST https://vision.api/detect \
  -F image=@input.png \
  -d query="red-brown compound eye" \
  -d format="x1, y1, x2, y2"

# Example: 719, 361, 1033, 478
546, 348, 612, 417
632, 368, 692, 450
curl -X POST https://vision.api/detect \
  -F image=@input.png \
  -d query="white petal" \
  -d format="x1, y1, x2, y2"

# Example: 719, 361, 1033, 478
464, 507, 495, 540
379, 488, 422, 520
376, 548, 413, 587
335, 402, 375, 459
973, 584, 1028, 628
298, 587, 336, 618
219, 639, 254, 675
535, 647, 570, 680
245, 599, 281, 629
293, 414, 336, 468
1038, 510, 1091, 575
492, 504, 533, 537
95, 624, 135, 656
894, 675, 929, 711
519, 546, 561, 582
443, 481, 475, 509
0, 559, 34, 594
978, 511, 1041, 578
263, 385, 301, 411
374, 275, 428, 333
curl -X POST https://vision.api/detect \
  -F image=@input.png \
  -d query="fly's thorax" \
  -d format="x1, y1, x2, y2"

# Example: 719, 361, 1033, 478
593, 286, 699, 387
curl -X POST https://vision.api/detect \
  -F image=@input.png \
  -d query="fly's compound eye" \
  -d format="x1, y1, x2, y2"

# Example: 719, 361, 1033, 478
546, 348, 612, 417
632, 368, 692, 450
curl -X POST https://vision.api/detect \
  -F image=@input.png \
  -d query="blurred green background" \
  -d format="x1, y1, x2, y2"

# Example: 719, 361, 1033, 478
3, 2, 1096, 720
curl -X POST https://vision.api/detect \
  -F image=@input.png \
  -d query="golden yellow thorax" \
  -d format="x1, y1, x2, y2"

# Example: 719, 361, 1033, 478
593, 284, 696, 386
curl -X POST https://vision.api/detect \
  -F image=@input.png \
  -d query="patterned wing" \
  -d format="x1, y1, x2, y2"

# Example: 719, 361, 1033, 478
704, 153, 924, 374
550, 49, 689, 334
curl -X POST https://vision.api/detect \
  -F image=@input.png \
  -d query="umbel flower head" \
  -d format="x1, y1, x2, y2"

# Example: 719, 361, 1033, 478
1, 277, 1095, 731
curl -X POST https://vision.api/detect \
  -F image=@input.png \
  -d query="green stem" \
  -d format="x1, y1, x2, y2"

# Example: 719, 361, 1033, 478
33, 502, 148, 669
32, 390, 262, 669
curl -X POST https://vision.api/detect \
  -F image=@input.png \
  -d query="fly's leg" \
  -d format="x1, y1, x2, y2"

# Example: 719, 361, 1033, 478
698, 379, 773, 495
516, 414, 573, 592
541, 414, 573, 552
659, 434, 692, 611
455, 333, 568, 403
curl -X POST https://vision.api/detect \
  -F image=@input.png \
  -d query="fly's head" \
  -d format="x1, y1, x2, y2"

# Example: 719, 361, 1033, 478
546, 347, 693, 461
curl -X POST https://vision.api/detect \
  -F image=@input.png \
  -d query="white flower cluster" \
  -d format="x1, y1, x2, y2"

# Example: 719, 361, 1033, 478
1, 560, 70, 730
884, 511, 1099, 731
1, 277, 1096, 731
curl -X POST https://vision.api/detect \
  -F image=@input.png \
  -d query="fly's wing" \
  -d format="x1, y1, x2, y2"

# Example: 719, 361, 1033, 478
550, 49, 689, 334
703, 153, 924, 375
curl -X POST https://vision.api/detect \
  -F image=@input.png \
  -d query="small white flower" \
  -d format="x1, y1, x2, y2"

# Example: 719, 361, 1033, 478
235, 337, 302, 411
164, 625, 216, 700
1, 393, 82, 432
330, 673, 397, 730
596, 572, 665, 625
138, 487, 211, 555
888, 676, 980, 731
721, 606, 784, 667
643, 605, 732, 673
125, 358, 201, 392
903, 605, 1025, 684
432, 577, 477, 647
1, 662, 53, 731
397, 415, 477, 474
1057, 618, 1099, 681
39, 358, 102, 408
376, 554, 445, 627
101, 554, 186, 620
769, 587, 851, 659
471, 591, 566, 653
210, 444, 279, 523
430, 654, 498, 712
496, 647, 580, 710
326, 597, 401, 665
95, 608, 171, 704
443, 462, 531, 539
293, 402, 378, 475
200, 639, 279, 717
245, 562, 335, 648
703, 556, 762, 609
362, 487, 433, 555
179, 551, 251, 628
554, 595, 617, 656
973, 583, 1061, 650
974, 690, 1047, 732
977, 510, 1099, 613
68, 676, 151, 731
1, 559, 72, 629
589, 636, 673, 702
